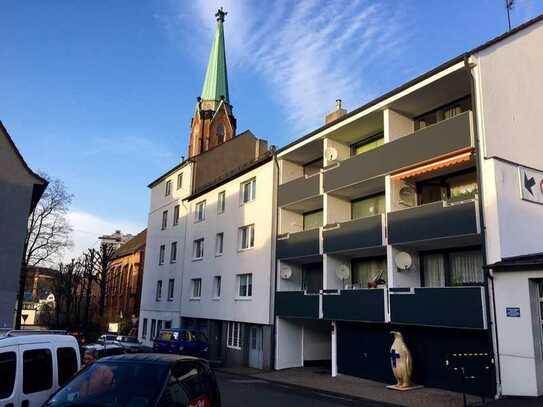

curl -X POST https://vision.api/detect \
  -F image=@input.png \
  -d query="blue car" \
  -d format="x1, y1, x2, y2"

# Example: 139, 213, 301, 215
153, 328, 209, 358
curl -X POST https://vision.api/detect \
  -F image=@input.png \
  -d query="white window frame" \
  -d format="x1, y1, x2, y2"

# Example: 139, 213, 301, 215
159, 245, 165, 265
193, 238, 204, 260
213, 276, 222, 299
227, 321, 242, 349
191, 278, 202, 299
177, 173, 183, 190
170, 241, 177, 263
167, 279, 175, 301
162, 210, 168, 230
240, 178, 256, 204
156, 280, 162, 301
215, 233, 224, 256
165, 180, 172, 196
218, 191, 226, 214
195, 200, 206, 222
238, 224, 255, 251
173, 205, 180, 226
237, 273, 253, 298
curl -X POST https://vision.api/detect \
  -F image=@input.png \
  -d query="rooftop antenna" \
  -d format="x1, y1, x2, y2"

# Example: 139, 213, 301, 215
506, 0, 514, 31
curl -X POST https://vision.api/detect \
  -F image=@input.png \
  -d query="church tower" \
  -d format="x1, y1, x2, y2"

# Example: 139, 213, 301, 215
188, 8, 237, 158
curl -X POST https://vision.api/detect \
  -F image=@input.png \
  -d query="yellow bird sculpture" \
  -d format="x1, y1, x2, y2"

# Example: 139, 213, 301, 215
389, 331, 415, 389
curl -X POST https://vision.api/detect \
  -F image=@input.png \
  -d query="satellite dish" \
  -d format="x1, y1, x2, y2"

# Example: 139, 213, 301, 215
280, 266, 292, 280
399, 186, 417, 207
335, 264, 350, 281
325, 147, 338, 162
395, 252, 413, 271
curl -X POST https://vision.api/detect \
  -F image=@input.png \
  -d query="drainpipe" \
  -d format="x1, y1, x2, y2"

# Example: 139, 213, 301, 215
465, 54, 502, 398
271, 151, 279, 370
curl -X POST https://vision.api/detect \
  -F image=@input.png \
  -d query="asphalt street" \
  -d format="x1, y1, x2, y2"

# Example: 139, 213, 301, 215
216, 371, 393, 407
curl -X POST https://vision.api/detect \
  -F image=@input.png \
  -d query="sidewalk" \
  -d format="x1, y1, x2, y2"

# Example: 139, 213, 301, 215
216, 366, 488, 406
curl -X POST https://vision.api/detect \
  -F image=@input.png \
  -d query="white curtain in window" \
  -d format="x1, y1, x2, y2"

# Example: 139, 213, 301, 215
352, 258, 386, 287
423, 254, 445, 287
450, 251, 483, 286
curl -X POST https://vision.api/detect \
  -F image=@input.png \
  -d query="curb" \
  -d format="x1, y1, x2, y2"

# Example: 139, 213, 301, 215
215, 368, 403, 407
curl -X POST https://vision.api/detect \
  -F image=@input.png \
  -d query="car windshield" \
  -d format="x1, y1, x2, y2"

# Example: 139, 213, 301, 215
46, 361, 169, 406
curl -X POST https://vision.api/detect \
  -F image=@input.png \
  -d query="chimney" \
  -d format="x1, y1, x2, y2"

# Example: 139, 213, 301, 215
325, 99, 347, 124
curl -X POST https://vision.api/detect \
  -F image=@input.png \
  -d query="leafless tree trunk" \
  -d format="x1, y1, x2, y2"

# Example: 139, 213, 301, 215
94, 243, 115, 319
16, 173, 73, 329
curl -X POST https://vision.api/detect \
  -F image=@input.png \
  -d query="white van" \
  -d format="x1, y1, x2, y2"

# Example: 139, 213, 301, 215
0, 331, 81, 407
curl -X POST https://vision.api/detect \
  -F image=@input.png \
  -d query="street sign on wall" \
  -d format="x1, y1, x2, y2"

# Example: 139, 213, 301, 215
519, 166, 543, 205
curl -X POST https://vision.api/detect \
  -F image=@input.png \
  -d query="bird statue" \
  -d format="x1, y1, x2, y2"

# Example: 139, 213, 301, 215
388, 331, 416, 390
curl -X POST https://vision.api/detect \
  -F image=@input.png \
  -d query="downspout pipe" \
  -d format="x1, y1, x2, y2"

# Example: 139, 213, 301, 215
465, 54, 502, 398
271, 150, 279, 370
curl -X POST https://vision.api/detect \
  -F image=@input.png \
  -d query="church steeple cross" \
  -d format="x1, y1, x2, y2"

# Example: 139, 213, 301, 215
215, 7, 227, 22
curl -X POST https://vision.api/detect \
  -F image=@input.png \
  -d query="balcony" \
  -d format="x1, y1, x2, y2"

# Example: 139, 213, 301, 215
389, 286, 487, 329
277, 229, 321, 259
278, 173, 321, 208
323, 214, 384, 253
387, 200, 479, 245
322, 289, 385, 322
324, 111, 473, 194
275, 291, 320, 319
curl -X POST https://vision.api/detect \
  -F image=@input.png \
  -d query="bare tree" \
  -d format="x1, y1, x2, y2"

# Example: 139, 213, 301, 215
94, 242, 116, 320
15, 173, 73, 328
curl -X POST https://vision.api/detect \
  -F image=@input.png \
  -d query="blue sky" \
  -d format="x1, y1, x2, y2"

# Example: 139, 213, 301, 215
2, 0, 543, 259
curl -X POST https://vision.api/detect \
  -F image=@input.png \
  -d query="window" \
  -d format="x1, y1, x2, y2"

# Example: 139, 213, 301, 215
237, 273, 253, 297
218, 191, 226, 214
352, 133, 384, 156
417, 170, 478, 205
302, 262, 323, 292
215, 233, 224, 255
168, 279, 175, 301
165, 180, 172, 196
227, 322, 242, 349
159, 245, 165, 265
303, 210, 323, 231
170, 242, 177, 263
191, 279, 202, 298
193, 238, 204, 259
415, 96, 471, 130
239, 225, 255, 250
351, 257, 387, 288
422, 250, 484, 287
213, 276, 222, 298
142, 318, 148, 338
157, 320, 163, 334
159, 381, 190, 405
57, 347, 78, 386
173, 205, 180, 225
0, 351, 16, 399
151, 319, 157, 339
303, 157, 323, 177
351, 193, 385, 220
195, 201, 206, 222
164, 320, 172, 329
162, 210, 168, 229
156, 280, 162, 301
241, 178, 256, 203
23, 348, 52, 394
216, 124, 225, 144
177, 173, 183, 190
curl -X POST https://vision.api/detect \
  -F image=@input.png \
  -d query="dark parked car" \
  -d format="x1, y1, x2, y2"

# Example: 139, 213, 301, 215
82, 342, 125, 358
44, 353, 221, 407
153, 329, 209, 358
116, 335, 144, 353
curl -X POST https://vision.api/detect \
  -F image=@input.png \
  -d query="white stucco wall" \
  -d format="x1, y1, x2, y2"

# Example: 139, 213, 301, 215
180, 161, 276, 326
138, 163, 192, 346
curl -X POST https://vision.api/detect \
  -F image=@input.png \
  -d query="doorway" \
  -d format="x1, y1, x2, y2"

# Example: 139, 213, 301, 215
249, 325, 263, 369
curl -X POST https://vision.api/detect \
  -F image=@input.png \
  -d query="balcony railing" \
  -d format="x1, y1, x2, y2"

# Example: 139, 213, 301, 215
278, 172, 321, 208
275, 291, 320, 319
322, 288, 385, 322
323, 214, 384, 253
387, 199, 479, 245
389, 286, 487, 329
277, 228, 321, 259
324, 111, 473, 193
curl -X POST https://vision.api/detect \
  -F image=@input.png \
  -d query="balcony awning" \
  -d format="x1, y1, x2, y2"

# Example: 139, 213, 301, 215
391, 150, 473, 181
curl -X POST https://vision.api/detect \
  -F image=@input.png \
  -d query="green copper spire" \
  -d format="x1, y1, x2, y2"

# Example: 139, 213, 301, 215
201, 8, 230, 104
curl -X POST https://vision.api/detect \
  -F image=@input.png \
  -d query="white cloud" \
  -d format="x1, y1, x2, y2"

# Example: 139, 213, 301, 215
62, 210, 145, 262
163, 0, 410, 133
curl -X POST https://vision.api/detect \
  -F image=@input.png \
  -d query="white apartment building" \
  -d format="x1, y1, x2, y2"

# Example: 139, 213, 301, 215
181, 154, 276, 368
138, 161, 193, 347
